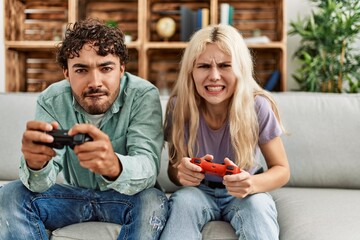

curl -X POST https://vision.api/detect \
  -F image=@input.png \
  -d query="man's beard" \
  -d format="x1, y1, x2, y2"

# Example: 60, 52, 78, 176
73, 87, 119, 114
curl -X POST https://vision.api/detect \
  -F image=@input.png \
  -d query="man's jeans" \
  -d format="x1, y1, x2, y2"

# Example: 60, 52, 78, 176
0, 180, 168, 240
160, 184, 279, 240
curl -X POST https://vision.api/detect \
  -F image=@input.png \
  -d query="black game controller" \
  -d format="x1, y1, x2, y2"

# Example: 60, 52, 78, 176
41, 129, 92, 149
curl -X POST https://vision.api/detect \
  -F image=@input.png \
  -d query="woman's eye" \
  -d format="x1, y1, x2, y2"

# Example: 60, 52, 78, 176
220, 63, 231, 68
198, 64, 210, 68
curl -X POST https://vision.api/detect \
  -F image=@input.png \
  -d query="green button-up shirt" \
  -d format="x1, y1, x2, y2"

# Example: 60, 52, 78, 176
19, 72, 163, 195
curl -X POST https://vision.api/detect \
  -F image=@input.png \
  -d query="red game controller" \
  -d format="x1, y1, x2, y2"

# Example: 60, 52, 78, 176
190, 157, 241, 177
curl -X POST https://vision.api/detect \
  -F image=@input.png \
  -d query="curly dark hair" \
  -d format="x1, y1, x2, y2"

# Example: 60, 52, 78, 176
56, 18, 129, 70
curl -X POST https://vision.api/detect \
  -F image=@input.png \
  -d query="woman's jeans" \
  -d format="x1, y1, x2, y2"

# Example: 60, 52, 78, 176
160, 184, 279, 240
0, 180, 168, 240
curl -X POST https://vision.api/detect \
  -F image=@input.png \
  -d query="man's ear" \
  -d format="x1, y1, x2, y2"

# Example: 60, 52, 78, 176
63, 68, 69, 80
120, 64, 125, 74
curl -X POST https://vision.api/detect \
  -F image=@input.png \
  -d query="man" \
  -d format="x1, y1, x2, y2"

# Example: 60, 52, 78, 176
0, 18, 168, 239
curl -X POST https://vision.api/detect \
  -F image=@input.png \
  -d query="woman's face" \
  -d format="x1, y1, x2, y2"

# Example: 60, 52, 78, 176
192, 43, 237, 108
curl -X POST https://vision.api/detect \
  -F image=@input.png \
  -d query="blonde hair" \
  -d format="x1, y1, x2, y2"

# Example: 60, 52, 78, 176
164, 24, 283, 170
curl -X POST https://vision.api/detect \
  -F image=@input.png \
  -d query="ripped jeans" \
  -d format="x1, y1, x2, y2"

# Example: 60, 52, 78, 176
0, 180, 168, 240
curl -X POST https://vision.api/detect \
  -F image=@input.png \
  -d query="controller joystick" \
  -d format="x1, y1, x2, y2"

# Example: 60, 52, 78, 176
190, 157, 241, 177
40, 129, 92, 149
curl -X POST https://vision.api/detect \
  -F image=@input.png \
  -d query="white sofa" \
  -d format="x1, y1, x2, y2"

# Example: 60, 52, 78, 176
1, 92, 360, 240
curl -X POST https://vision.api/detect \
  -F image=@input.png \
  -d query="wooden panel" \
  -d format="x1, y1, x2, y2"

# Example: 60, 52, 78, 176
5, 0, 25, 41
22, 0, 68, 41
219, 0, 283, 41
84, 0, 139, 41
251, 48, 282, 91
5, 50, 26, 91
147, 49, 182, 92
25, 51, 63, 92
126, 49, 139, 76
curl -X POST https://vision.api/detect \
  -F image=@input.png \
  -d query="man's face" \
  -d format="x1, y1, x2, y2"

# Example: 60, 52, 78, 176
63, 43, 125, 114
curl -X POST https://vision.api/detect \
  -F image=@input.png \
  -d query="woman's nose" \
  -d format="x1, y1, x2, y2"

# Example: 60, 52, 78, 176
209, 67, 221, 81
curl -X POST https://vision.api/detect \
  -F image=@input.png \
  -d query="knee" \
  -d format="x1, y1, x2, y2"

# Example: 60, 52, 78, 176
234, 193, 277, 217
168, 187, 205, 210
0, 180, 31, 211
139, 187, 168, 209
138, 188, 169, 231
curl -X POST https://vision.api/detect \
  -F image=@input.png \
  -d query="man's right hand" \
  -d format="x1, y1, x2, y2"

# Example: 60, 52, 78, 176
21, 121, 59, 170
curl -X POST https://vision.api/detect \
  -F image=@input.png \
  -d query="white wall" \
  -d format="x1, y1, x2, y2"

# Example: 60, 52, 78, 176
0, 1, 5, 92
285, 0, 312, 91
0, 1, 349, 92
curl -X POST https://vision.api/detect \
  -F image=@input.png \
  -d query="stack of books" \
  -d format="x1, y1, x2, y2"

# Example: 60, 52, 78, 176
180, 6, 209, 41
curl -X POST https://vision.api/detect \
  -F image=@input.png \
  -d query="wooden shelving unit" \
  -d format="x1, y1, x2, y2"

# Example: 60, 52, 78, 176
4, 0, 286, 92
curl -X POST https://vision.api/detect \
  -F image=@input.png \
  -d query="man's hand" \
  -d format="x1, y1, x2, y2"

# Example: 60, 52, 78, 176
22, 121, 58, 170
69, 124, 121, 180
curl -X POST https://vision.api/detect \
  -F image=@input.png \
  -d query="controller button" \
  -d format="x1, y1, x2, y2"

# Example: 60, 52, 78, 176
194, 159, 201, 164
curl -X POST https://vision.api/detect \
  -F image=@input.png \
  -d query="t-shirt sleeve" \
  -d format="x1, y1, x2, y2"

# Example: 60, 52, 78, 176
255, 95, 282, 145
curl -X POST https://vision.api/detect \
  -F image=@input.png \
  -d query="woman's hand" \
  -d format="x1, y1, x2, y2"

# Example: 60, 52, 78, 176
176, 154, 213, 186
222, 158, 254, 198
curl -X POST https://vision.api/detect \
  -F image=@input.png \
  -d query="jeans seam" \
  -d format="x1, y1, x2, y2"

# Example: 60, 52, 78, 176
26, 198, 45, 239
231, 205, 247, 240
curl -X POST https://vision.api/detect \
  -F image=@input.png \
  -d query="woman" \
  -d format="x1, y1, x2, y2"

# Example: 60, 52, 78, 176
160, 24, 290, 240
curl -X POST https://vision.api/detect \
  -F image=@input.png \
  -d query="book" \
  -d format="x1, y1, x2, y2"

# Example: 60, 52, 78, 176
244, 36, 271, 44
264, 70, 280, 91
228, 5, 234, 25
202, 8, 209, 27
196, 9, 202, 31
220, 3, 229, 25
180, 6, 195, 41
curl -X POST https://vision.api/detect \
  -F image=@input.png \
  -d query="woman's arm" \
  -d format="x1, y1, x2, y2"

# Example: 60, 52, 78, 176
252, 136, 290, 193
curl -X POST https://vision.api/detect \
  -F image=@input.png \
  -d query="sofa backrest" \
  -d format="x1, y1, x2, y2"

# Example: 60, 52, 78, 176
273, 92, 360, 189
0, 93, 39, 182
2, 92, 360, 191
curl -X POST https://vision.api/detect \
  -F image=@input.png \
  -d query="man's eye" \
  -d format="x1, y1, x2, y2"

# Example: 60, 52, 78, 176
75, 69, 86, 73
102, 67, 113, 72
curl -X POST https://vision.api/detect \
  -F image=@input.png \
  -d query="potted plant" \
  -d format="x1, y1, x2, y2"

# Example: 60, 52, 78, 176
288, 0, 360, 93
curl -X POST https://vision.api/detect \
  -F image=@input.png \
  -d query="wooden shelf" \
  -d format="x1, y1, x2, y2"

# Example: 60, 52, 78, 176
4, 0, 286, 92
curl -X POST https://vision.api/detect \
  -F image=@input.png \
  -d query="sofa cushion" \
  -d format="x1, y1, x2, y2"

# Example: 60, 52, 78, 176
50, 222, 120, 240
0, 93, 39, 181
201, 221, 237, 240
272, 187, 360, 240
273, 92, 360, 188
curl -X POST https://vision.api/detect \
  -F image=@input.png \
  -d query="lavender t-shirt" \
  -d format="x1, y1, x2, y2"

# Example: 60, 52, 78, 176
190, 95, 282, 182
165, 95, 282, 182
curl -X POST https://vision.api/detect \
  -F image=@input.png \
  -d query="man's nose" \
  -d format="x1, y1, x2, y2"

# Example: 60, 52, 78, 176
87, 70, 102, 88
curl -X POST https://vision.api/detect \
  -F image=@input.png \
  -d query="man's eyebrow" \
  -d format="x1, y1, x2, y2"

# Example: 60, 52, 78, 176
98, 61, 116, 67
72, 63, 88, 68
71, 61, 116, 68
